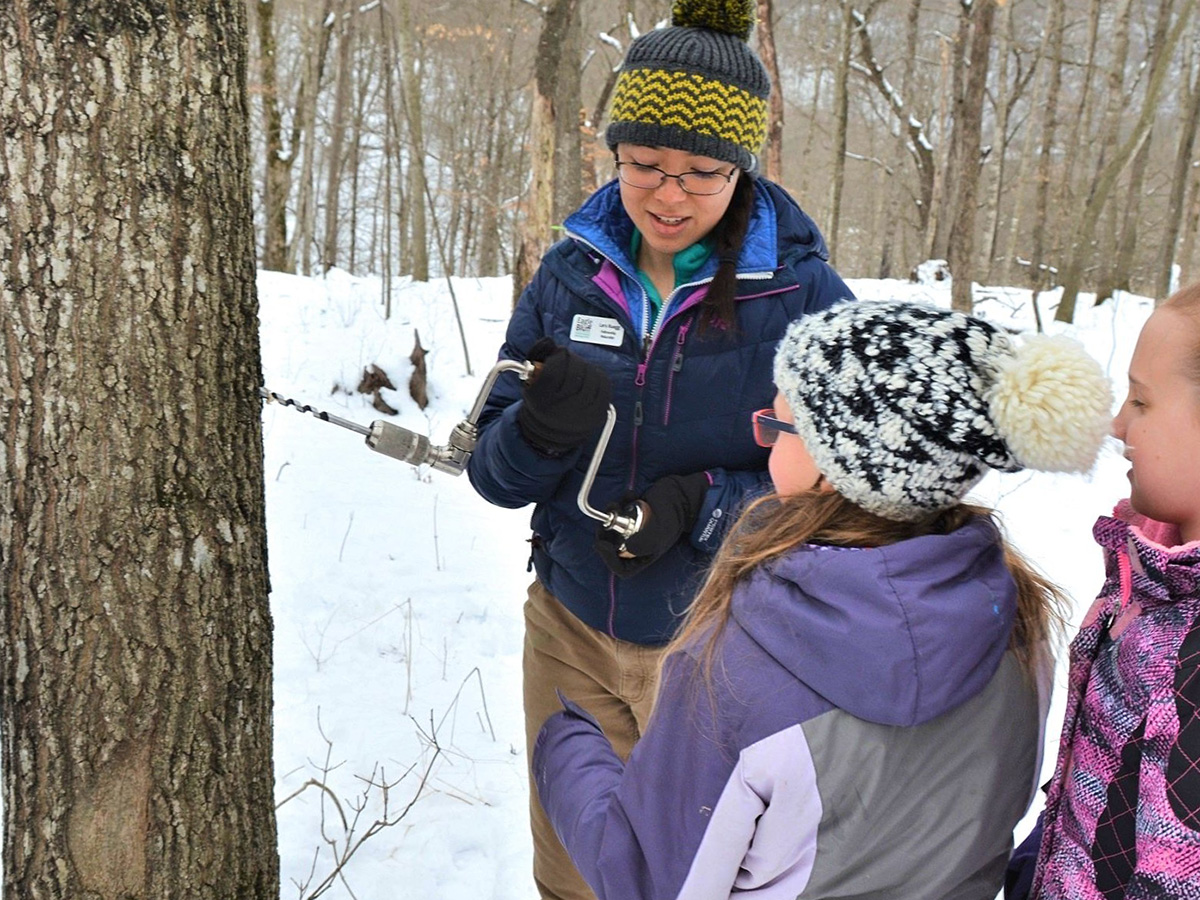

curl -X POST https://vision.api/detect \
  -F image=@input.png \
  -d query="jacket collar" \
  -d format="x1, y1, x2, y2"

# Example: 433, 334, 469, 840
1094, 500, 1200, 609
562, 178, 782, 280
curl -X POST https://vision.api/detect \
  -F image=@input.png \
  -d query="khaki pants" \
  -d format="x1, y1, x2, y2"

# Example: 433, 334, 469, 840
523, 580, 664, 900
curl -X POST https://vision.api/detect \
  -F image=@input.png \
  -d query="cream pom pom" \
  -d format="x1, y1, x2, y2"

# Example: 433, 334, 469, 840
987, 334, 1113, 473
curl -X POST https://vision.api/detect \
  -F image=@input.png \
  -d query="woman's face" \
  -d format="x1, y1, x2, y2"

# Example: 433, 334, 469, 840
614, 143, 739, 266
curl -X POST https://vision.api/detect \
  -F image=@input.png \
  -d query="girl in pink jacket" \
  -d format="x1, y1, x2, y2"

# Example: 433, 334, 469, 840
1029, 283, 1200, 899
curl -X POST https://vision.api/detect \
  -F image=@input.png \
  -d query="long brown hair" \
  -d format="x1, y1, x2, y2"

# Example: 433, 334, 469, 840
698, 171, 756, 335
667, 489, 1068, 688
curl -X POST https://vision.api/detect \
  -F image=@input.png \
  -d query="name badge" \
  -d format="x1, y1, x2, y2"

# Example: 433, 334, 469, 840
570, 314, 625, 348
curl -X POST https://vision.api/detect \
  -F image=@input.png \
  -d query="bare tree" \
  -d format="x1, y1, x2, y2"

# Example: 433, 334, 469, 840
1027, 0, 1065, 301
396, 0, 430, 281
0, 1, 277, 896
322, 0, 359, 272
238, 0, 1200, 298
513, 0, 582, 305
946, 0, 999, 311
1157, 15, 1200, 296
853, 5, 936, 245
1057, 0, 1195, 321
254, 0, 292, 271
828, 1, 855, 268
288, 0, 338, 275
758, 0, 785, 181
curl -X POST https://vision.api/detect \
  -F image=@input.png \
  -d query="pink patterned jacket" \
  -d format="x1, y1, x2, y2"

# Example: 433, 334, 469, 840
1031, 502, 1200, 900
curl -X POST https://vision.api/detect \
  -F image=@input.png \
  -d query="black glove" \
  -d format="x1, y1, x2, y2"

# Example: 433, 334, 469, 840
517, 337, 612, 455
595, 472, 709, 578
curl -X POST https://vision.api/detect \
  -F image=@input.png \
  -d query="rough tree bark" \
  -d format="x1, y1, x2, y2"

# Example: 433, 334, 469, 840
254, 0, 292, 271
757, 0, 784, 182
827, 0, 854, 269
322, 0, 358, 272
947, 0, 997, 312
1106, 124, 1155, 299
396, 0, 430, 281
513, 0, 580, 306
0, 1, 277, 897
552, 0, 583, 223
1028, 0, 1065, 295
1179, 159, 1200, 288
1157, 17, 1200, 296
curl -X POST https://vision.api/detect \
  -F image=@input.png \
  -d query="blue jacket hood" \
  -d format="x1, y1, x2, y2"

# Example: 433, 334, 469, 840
731, 516, 1018, 725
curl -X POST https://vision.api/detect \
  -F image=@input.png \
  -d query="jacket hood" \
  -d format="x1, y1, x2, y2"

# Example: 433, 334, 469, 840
562, 178, 830, 282
730, 516, 1017, 726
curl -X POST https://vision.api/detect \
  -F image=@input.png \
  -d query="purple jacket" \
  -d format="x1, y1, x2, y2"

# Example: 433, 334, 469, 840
1030, 502, 1200, 900
533, 516, 1049, 899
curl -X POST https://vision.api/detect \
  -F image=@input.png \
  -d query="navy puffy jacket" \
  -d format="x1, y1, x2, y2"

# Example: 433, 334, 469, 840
468, 177, 852, 645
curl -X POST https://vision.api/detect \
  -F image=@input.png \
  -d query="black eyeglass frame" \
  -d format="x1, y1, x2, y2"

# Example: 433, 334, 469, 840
751, 408, 799, 448
614, 159, 737, 196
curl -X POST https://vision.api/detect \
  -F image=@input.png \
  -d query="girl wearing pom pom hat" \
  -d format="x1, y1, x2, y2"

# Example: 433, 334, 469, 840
468, 2, 851, 896
532, 300, 1113, 900
1010, 283, 1200, 900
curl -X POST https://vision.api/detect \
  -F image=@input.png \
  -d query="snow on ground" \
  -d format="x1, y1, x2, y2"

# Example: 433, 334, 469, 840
261, 268, 1147, 898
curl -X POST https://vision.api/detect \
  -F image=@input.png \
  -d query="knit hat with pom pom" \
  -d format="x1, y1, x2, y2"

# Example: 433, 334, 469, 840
605, 0, 770, 172
772, 300, 1113, 522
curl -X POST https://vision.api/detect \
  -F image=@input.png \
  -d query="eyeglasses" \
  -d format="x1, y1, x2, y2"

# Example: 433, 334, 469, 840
751, 409, 799, 448
615, 160, 736, 196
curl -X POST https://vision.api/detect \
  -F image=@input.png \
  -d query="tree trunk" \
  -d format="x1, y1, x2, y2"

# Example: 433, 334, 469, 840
1157, 18, 1200, 297
513, 0, 580, 304
1053, 0, 1104, 259
981, 0, 1015, 283
1029, 0, 1065, 293
947, 0, 997, 312
379, 1, 398, 311
322, 0, 357, 272
1109, 124, 1155, 296
827, 0, 854, 269
0, 2, 277, 897
397, 0, 429, 281
552, 0, 583, 223
288, 0, 337, 275
757, 0, 785, 182
928, 14, 967, 262
1058, 0, 1193, 321
347, 31, 372, 274
854, 5, 935, 243
1178, 157, 1200, 287
255, 0, 292, 272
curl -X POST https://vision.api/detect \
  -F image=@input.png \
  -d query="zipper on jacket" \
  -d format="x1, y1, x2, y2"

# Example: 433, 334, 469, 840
663, 317, 694, 426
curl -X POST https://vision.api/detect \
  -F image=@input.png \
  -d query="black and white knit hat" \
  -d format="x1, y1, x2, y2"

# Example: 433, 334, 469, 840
605, 0, 770, 172
773, 300, 1114, 522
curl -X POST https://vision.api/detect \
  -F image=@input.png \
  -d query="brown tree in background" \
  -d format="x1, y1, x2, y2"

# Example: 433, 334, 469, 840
237, 0, 1200, 313
946, 0, 997, 311
0, 1, 278, 896
1057, 0, 1195, 321
757, 0, 785, 182
513, 0, 582, 306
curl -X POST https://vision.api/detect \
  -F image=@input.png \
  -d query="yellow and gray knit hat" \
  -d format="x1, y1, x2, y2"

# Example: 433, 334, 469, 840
606, 0, 770, 172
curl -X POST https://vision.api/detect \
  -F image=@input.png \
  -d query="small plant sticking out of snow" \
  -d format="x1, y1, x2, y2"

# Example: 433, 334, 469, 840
357, 363, 398, 415
911, 259, 952, 285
